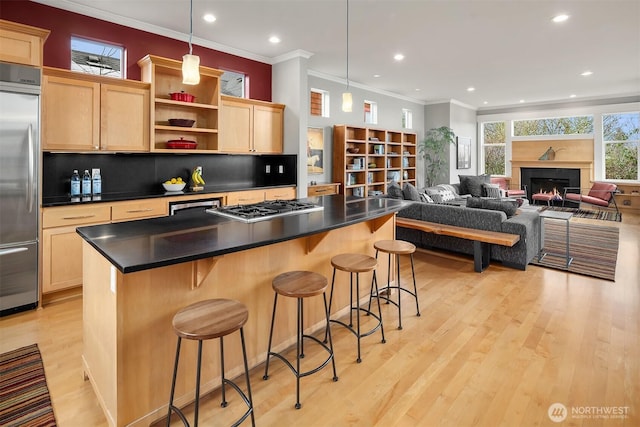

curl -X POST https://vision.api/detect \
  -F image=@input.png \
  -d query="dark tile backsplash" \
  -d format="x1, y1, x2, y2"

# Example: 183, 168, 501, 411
42, 152, 297, 198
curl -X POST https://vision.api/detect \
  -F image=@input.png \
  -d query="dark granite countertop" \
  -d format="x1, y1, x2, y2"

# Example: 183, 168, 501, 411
76, 195, 407, 273
42, 184, 293, 207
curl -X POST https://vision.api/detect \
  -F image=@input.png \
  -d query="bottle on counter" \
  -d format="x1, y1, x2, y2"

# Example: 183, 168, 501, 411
81, 169, 91, 196
92, 168, 102, 195
70, 169, 80, 197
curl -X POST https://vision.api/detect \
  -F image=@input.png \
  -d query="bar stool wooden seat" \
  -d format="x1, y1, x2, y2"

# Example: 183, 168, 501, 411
263, 271, 338, 409
368, 240, 420, 330
326, 253, 386, 363
167, 299, 254, 427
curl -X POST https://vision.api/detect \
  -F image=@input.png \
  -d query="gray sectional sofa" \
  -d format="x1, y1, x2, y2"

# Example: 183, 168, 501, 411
390, 182, 540, 270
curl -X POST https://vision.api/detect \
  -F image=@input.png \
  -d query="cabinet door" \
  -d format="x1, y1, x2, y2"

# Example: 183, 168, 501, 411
42, 75, 100, 151
42, 225, 84, 293
0, 28, 43, 66
265, 187, 295, 200
101, 84, 150, 151
219, 99, 253, 153
253, 104, 284, 153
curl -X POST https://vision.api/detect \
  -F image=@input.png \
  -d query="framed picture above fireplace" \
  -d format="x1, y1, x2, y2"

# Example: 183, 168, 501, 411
457, 136, 471, 169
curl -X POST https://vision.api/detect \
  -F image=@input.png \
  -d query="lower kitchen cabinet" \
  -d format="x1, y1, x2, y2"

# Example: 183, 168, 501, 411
41, 200, 167, 297
226, 187, 296, 205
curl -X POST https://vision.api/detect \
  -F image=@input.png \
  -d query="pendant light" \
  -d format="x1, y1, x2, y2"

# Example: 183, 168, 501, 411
182, 0, 200, 85
342, 0, 352, 112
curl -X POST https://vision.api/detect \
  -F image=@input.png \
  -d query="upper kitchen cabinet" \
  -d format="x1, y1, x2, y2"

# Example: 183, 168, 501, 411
220, 95, 284, 154
137, 54, 222, 153
0, 20, 49, 67
42, 67, 150, 152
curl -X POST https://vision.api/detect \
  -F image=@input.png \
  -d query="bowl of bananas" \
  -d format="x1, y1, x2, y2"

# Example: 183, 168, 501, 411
162, 177, 186, 192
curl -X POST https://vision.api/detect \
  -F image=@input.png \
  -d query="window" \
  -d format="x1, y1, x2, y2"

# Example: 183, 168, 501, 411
71, 36, 123, 78
310, 89, 329, 117
364, 100, 377, 124
513, 116, 593, 136
603, 112, 640, 180
221, 70, 246, 97
402, 109, 413, 129
482, 121, 506, 175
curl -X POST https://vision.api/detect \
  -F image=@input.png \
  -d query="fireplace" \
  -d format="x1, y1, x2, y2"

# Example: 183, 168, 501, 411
521, 168, 580, 204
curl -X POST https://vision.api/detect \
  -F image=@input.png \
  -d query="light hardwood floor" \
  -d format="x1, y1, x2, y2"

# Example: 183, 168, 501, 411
1, 214, 638, 427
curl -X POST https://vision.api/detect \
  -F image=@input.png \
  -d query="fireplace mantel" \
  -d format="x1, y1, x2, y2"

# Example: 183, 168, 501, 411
511, 160, 594, 190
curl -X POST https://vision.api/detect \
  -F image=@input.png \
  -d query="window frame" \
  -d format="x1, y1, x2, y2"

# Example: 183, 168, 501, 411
70, 36, 124, 79
364, 100, 378, 125
310, 88, 330, 117
602, 111, 640, 181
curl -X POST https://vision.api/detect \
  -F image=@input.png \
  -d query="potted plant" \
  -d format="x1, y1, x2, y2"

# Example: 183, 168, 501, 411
418, 126, 456, 187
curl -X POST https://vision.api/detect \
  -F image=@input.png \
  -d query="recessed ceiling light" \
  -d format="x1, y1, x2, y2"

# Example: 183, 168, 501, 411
483, 101, 488, 105
467, 87, 475, 92
415, 88, 421, 92
393, 53, 404, 61
581, 70, 593, 76
519, 99, 525, 103
570, 94, 577, 98
373, 74, 381, 78
203, 14, 216, 23
269, 36, 281, 44
552, 14, 569, 23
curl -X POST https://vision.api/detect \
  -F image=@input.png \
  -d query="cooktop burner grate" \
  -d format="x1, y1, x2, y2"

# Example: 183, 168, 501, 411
207, 199, 324, 223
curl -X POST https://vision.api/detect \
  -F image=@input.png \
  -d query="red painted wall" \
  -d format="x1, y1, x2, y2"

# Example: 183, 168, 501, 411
0, 1, 272, 101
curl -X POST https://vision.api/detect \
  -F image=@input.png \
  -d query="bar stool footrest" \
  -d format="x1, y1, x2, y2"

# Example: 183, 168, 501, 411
373, 285, 420, 313
330, 307, 384, 339
264, 334, 336, 380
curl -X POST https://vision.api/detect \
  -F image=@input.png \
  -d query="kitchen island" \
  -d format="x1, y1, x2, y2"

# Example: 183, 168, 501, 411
77, 195, 406, 426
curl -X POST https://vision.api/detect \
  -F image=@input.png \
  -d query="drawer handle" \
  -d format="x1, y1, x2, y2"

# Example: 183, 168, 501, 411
126, 208, 153, 213
62, 215, 96, 220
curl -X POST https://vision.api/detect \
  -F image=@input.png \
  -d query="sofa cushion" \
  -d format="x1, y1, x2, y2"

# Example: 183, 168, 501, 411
483, 183, 502, 199
466, 197, 518, 217
459, 174, 490, 196
402, 183, 421, 201
387, 181, 404, 199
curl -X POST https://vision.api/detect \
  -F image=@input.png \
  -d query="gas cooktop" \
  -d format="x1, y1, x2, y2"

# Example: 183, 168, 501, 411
206, 199, 324, 223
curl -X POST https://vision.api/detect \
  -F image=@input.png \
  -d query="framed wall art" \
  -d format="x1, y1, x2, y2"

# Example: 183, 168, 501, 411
307, 127, 324, 174
456, 136, 471, 169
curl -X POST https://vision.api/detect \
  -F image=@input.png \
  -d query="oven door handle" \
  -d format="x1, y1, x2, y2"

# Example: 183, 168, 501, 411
170, 200, 220, 215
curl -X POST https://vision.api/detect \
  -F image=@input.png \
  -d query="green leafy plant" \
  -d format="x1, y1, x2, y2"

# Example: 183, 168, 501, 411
419, 126, 456, 187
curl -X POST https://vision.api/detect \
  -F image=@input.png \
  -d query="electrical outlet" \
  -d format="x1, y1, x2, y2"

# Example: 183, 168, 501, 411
265, 165, 271, 173
278, 165, 284, 174
623, 200, 631, 206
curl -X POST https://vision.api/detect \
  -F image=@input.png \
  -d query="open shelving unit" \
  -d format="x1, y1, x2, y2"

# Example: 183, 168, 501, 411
333, 125, 417, 198
138, 54, 223, 153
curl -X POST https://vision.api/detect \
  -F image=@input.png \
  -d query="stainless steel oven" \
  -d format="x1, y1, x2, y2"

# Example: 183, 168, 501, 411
169, 198, 222, 216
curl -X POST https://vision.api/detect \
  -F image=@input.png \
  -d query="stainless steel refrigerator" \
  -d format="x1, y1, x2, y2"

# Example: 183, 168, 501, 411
0, 62, 41, 316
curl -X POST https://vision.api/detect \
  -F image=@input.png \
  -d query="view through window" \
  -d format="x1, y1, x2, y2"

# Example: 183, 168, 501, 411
71, 36, 123, 78
482, 122, 506, 175
221, 70, 246, 97
604, 112, 640, 180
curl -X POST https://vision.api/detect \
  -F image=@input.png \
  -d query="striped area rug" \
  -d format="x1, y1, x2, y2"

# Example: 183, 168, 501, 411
0, 344, 57, 427
531, 219, 619, 281
538, 206, 622, 222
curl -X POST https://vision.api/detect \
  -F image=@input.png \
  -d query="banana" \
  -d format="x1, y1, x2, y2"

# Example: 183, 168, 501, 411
191, 167, 205, 186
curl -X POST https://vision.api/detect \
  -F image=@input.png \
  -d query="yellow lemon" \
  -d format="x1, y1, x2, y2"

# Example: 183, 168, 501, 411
164, 180, 171, 184
176, 177, 183, 182
170, 178, 177, 184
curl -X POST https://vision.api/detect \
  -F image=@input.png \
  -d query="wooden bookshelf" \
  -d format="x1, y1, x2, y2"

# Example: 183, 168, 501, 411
333, 125, 417, 198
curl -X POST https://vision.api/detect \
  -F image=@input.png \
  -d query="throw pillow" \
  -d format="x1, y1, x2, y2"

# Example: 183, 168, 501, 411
436, 184, 459, 197
482, 183, 502, 199
402, 183, 421, 201
386, 181, 404, 199
466, 197, 518, 217
420, 192, 434, 203
438, 189, 456, 202
459, 174, 490, 197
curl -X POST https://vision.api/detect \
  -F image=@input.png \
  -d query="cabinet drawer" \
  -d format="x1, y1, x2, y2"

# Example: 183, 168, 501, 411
265, 187, 296, 200
43, 205, 112, 228
308, 184, 338, 197
226, 189, 266, 206
111, 199, 168, 222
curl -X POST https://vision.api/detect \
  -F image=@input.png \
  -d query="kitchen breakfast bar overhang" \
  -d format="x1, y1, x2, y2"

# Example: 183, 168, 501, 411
76, 195, 406, 427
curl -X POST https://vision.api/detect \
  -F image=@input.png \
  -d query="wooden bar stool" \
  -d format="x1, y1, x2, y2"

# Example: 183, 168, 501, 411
368, 240, 420, 330
167, 299, 255, 427
263, 271, 338, 409
326, 253, 386, 363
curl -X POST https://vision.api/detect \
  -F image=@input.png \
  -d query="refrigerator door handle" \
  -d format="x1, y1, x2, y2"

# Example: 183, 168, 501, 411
0, 247, 29, 256
27, 124, 35, 213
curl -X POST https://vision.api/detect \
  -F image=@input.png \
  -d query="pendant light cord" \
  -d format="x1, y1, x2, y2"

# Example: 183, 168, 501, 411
346, 0, 350, 90
188, 0, 194, 55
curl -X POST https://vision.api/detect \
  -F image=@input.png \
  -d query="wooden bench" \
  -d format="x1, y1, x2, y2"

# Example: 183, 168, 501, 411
395, 217, 520, 272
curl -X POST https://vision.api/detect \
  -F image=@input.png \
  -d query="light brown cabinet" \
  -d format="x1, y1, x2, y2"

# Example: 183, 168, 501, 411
614, 183, 640, 213
220, 95, 284, 153
225, 187, 296, 205
42, 67, 150, 152
138, 54, 222, 153
308, 183, 340, 197
41, 200, 167, 296
333, 125, 417, 197
0, 20, 49, 67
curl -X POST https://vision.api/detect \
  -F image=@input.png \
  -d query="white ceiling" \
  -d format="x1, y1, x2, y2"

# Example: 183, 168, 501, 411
37, 0, 640, 110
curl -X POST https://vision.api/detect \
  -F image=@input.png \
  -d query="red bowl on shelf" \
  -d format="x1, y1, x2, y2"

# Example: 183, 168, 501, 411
166, 138, 197, 149
169, 92, 195, 102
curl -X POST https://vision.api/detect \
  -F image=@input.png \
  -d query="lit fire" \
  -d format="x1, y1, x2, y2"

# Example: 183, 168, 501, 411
538, 187, 563, 201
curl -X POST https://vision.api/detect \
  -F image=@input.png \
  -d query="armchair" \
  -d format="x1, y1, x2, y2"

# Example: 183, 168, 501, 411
490, 177, 527, 198
562, 182, 619, 213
